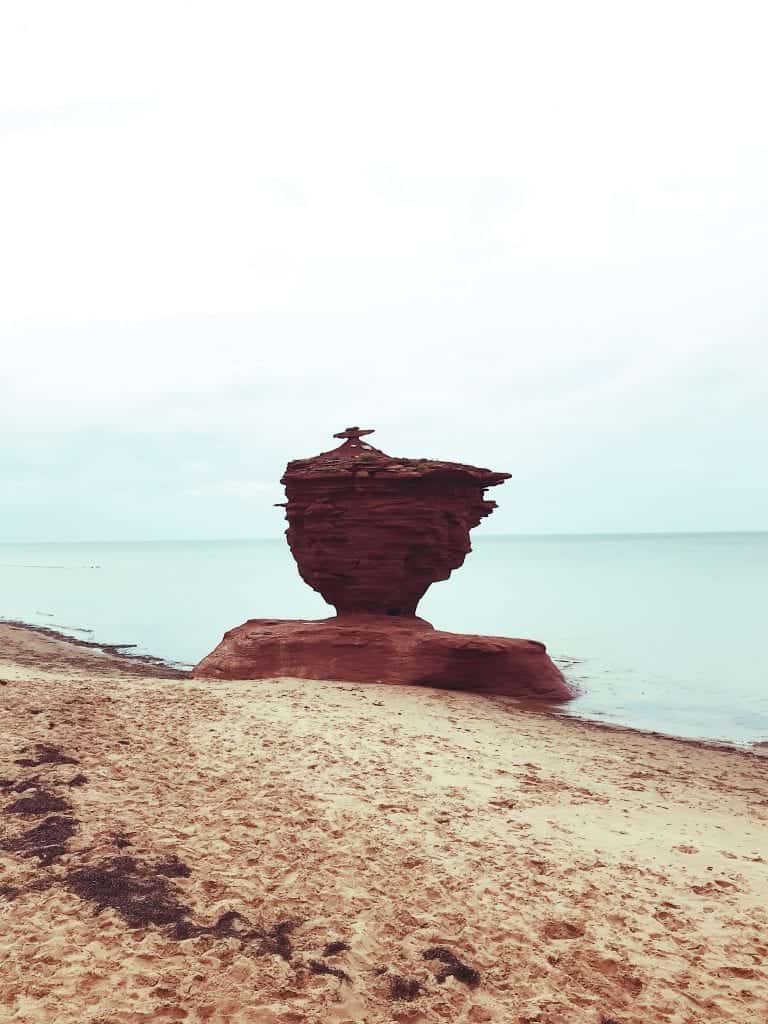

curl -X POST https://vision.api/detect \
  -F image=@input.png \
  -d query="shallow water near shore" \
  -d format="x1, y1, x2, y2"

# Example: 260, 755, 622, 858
2, 532, 767, 745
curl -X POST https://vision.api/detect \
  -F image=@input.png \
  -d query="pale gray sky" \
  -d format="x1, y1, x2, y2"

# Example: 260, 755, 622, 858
1, 1, 766, 541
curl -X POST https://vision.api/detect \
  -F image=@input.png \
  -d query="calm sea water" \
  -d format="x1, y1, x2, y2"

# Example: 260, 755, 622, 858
1, 534, 766, 746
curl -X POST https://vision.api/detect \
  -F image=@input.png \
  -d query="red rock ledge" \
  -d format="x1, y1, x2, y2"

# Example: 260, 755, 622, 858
192, 615, 572, 699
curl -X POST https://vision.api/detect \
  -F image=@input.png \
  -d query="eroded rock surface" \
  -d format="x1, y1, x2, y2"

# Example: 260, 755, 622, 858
280, 428, 509, 616
193, 616, 572, 699
194, 427, 574, 700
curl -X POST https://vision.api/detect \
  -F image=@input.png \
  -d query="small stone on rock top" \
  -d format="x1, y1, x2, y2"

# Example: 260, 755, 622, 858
333, 426, 375, 441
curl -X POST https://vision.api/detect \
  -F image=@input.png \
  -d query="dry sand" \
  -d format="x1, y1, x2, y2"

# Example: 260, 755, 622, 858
0, 621, 766, 1024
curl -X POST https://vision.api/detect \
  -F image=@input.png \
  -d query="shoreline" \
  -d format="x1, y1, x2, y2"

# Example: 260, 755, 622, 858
498, 693, 768, 760
3, 617, 764, 758
0, 618, 191, 678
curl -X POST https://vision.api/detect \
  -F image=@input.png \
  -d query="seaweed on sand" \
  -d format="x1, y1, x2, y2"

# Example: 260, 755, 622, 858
6, 790, 72, 815
308, 959, 351, 983
389, 974, 423, 1000
0, 815, 78, 865
0, 775, 45, 793
65, 856, 191, 927
322, 940, 350, 956
259, 919, 298, 959
173, 911, 299, 960
14, 744, 79, 768
423, 946, 481, 987
155, 854, 191, 877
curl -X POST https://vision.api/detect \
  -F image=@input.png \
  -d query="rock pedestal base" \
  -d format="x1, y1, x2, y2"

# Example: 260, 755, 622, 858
192, 615, 574, 700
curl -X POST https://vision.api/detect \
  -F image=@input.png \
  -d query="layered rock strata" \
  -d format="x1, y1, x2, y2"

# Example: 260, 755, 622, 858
280, 429, 510, 616
193, 427, 574, 700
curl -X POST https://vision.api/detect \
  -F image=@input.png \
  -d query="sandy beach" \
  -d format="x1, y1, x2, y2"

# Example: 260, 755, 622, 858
1, 621, 766, 1024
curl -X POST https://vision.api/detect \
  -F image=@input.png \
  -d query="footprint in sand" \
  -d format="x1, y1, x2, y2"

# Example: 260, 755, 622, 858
542, 920, 585, 940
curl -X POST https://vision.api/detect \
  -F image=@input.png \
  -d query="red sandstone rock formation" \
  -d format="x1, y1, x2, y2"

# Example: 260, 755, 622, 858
193, 427, 574, 700
193, 616, 571, 699
280, 427, 510, 616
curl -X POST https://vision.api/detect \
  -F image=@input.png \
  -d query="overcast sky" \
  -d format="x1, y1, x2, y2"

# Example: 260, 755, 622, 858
2, 1, 766, 541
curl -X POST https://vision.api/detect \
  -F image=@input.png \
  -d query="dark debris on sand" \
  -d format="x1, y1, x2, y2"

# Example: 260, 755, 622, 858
173, 912, 298, 960
257, 919, 298, 960
389, 974, 423, 1001
322, 940, 350, 956
423, 946, 481, 987
0, 775, 45, 794
0, 815, 78, 866
6, 790, 73, 816
65, 856, 191, 927
0, 740, 362, 987
173, 908, 248, 941
14, 744, 79, 768
0, 878, 52, 902
155, 854, 191, 877
308, 959, 351, 983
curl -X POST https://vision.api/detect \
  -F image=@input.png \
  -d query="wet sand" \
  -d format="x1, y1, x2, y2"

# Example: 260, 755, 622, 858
1, 621, 766, 1023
